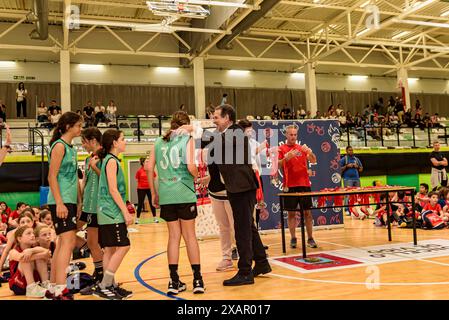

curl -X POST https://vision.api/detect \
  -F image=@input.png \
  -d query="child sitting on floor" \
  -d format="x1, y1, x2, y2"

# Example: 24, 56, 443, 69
415, 183, 429, 212
8, 226, 51, 297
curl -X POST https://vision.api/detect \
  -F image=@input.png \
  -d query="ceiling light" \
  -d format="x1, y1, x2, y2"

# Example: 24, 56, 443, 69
408, 77, 419, 81
155, 67, 179, 73
78, 64, 104, 71
349, 75, 368, 80
0, 61, 16, 67
228, 69, 250, 76
442, 10, 449, 17
291, 73, 305, 78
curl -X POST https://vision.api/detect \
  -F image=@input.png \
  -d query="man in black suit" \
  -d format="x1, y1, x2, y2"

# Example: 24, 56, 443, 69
204, 104, 271, 286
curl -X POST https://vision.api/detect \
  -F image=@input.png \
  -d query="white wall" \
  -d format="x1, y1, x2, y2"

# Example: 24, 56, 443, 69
1, 61, 449, 94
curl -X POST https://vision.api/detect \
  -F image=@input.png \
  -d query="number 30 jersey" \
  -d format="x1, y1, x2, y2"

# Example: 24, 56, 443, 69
154, 134, 197, 205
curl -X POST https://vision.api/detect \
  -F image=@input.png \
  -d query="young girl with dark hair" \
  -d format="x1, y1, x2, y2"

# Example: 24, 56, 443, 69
148, 111, 205, 295
46, 111, 83, 300
135, 157, 157, 224
93, 129, 133, 300
8, 226, 51, 297
78, 127, 104, 293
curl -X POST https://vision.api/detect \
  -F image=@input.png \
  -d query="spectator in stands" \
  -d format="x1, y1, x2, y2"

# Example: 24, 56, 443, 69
414, 111, 425, 130
271, 104, 280, 119
415, 99, 421, 109
297, 105, 306, 119
389, 96, 396, 110
305, 111, 312, 119
423, 112, 431, 128
346, 111, 355, 128
403, 109, 413, 127
430, 140, 448, 191
47, 100, 61, 117
431, 113, 440, 128
206, 102, 215, 119
395, 98, 405, 123
363, 105, 370, 118
37, 101, 48, 123
375, 97, 385, 115
0, 123, 11, 167
50, 109, 61, 129
94, 101, 106, 125
313, 111, 322, 119
338, 111, 347, 127
15, 82, 27, 118
83, 100, 95, 127
0, 100, 6, 124
335, 104, 343, 116
221, 93, 228, 105
179, 104, 186, 112
327, 105, 335, 114
281, 104, 291, 119
106, 100, 117, 123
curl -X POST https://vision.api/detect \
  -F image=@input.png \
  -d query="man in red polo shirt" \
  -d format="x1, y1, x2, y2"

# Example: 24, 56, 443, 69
278, 125, 318, 249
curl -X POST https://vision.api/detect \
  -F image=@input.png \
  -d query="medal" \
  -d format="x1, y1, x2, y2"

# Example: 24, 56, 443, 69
283, 186, 289, 192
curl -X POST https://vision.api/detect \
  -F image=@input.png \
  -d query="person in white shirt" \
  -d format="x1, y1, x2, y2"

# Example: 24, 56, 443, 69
94, 101, 106, 125
50, 109, 61, 127
106, 100, 117, 123
37, 101, 48, 123
15, 82, 27, 118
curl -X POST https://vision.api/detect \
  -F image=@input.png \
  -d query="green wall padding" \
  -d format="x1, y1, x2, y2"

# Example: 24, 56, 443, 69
387, 174, 419, 188
1, 192, 40, 208
418, 174, 431, 188
359, 175, 387, 187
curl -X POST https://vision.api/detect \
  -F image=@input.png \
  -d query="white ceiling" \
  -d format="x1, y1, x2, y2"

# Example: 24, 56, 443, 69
1, 0, 449, 78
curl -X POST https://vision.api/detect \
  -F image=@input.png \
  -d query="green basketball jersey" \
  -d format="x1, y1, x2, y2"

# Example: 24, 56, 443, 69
82, 155, 101, 214
97, 154, 126, 225
47, 139, 78, 205
155, 134, 197, 205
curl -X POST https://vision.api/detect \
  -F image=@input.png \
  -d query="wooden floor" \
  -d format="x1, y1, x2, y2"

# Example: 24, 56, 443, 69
3, 213, 449, 300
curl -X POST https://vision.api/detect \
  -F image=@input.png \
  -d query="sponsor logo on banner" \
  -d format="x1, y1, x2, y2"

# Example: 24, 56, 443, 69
270, 239, 449, 273
332, 173, 341, 184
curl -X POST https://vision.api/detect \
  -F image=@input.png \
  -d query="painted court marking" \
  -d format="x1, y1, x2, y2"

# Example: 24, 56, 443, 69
270, 239, 449, 274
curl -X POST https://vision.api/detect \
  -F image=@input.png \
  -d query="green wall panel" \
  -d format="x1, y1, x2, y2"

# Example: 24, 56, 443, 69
418, 174, 431, 188
386, 174, 419, 188
1, 192, 40, 208
359, 175, 387, 187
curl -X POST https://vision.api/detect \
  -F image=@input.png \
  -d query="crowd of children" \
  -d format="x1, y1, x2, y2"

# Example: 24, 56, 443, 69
347, 182, 449, 230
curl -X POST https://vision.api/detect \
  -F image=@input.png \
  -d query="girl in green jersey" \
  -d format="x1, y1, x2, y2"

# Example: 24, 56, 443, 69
79, 127, 104, 286
47, 111, 83, 300
94, 129, 133, 300
148, 111, 205, 295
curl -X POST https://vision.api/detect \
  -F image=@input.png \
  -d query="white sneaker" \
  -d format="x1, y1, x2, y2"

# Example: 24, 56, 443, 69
40, 280, 51, 289
26, 282, 47, 298
135, 218, 139, 225
216, 259, 234, 271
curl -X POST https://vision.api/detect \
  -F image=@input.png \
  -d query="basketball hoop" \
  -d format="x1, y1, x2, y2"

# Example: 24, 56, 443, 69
146, 1, 210, 19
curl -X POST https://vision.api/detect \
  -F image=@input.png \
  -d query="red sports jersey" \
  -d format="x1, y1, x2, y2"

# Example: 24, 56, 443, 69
417, 193, 428, 208
278, 143, 310, 188
135, 167, 150, 189
423, 203, 442, 214
8, 210, 19, 221
9, 246, 40, 294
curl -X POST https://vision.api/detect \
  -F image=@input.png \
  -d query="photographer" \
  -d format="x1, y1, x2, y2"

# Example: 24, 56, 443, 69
340, 146, 363, 188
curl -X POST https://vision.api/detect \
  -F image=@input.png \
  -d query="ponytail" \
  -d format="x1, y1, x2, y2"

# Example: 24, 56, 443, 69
163, 111, 190, 142
49, 111, 82, 146
98, 129, 122, 159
